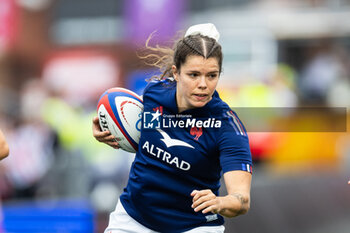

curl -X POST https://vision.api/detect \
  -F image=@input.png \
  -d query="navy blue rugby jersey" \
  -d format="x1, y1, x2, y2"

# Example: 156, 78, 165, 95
119, 78, 252, 233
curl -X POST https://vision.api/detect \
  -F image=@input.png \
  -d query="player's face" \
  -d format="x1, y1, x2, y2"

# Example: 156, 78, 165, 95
173, 55, 220, 112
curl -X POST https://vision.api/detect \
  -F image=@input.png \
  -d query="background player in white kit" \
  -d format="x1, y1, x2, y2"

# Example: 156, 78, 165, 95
93, 23, 252, 233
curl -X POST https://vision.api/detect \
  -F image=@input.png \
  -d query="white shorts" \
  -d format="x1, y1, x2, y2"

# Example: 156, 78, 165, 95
104, 200, 225, 233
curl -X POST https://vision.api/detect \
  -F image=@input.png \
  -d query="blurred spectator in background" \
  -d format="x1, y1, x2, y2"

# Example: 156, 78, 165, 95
0, 78, 54, 199
299, 40, 349, 105
326, 44, 350, 108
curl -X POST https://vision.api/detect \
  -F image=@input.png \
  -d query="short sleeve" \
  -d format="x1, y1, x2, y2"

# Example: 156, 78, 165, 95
218, 110, 253, 174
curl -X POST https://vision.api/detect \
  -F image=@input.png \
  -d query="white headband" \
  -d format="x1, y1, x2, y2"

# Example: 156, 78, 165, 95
184, 23, 220, 42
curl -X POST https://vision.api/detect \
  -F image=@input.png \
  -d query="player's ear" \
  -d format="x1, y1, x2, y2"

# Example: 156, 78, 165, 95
172, 65, 179, 81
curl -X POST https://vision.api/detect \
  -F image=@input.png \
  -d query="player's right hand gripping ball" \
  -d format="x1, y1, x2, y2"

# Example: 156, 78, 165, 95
97, 88, 143, 153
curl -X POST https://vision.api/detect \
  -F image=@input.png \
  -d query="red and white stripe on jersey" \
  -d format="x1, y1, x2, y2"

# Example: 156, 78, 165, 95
227, 110, 246, 136
241, 163, 253, 174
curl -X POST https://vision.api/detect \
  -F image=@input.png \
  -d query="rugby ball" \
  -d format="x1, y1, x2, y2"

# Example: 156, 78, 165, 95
97, 88, 143, 153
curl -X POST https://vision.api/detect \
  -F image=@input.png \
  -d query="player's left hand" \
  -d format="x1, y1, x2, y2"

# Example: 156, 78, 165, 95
191, 189, 222, 214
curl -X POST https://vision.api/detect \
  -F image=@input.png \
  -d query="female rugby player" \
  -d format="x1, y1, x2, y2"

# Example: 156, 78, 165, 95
93, 23, 252, 233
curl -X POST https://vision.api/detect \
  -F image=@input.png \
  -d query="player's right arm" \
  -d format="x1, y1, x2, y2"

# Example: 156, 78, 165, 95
0, 129, 9, 160
92, 116, 120, 149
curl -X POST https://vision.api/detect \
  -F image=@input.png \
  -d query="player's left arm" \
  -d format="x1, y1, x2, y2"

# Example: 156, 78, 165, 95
191, 170, 251, 218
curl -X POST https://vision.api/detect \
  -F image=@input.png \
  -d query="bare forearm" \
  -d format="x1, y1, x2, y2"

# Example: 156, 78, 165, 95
0, 141, 9, 159
191, 172, 251, 217
218, 193, 250, 218
0, 131, 9, 159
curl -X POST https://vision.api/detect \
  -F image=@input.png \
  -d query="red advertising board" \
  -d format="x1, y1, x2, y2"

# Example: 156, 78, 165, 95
0, 0, 17, 52
42, 50, 120, 105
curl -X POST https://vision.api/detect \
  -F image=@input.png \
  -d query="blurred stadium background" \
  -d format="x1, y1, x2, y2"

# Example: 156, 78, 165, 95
0, 0, 350, 232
